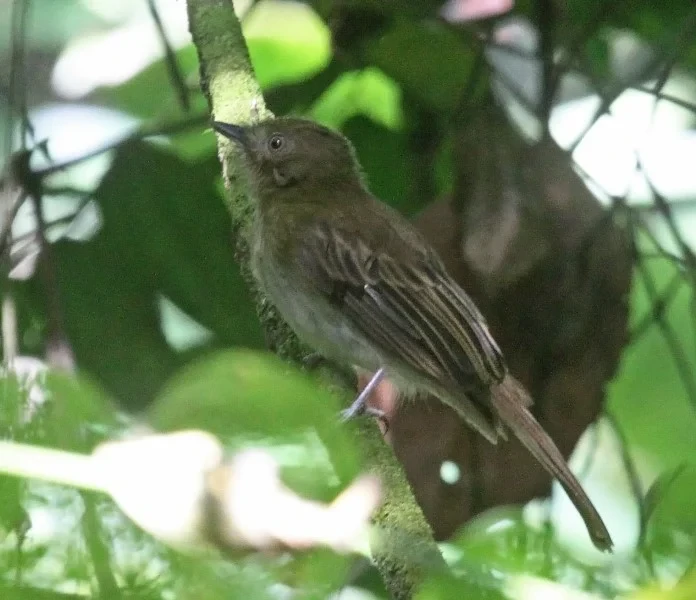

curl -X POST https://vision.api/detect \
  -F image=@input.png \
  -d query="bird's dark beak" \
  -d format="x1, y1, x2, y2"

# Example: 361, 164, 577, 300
212, 121, 248, 146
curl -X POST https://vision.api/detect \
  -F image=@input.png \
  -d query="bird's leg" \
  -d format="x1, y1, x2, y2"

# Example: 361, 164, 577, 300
340, 368, 387, 426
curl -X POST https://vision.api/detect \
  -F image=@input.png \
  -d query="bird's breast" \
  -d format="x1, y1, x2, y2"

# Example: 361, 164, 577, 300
251, 228, 382, 370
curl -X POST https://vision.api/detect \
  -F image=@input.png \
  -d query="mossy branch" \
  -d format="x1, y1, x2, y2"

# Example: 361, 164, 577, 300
186, 1, 446, 597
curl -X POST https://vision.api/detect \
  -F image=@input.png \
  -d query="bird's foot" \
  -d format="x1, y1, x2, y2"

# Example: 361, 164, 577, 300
339, 368, 390, 432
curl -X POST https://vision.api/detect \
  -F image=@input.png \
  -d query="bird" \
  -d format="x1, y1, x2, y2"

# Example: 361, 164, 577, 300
211, 116, 613, 551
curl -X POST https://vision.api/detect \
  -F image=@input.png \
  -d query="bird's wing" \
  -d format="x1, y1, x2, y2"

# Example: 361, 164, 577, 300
296, 221, 507, 396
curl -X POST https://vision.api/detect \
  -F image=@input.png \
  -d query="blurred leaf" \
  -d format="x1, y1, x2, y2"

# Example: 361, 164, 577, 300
0, 373, 26, 434
148, 349, 363, 597
94, 1, 330, 125
416, 560, 506, 600
29, 141, 262, 409
40, 371, 125, 451
0, 474, 27, 540
277, 548, 352, 598
626, 2, 696, 54
0, 0, 100, 50
244, 0, 332, 89
310, 67, 404, 130
436, 507, 633, 597
172, 556, 277, 600
91, 142, 261, 347
642, 467, 696, 540
564, 0, 696, 72
92, 45, 204, 120
266, 59, 347, 116
628, 569, 696, 600
608, 253, 696, 468
640, 464, 689, 544
585, 36, 611, 80
342, 115, 412, 212
148, 349, 362, 494
365, 19, 473, 112
40, 236, 183, 410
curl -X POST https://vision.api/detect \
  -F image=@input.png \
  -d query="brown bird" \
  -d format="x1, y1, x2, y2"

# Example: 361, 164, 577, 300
212, 116, 613, 551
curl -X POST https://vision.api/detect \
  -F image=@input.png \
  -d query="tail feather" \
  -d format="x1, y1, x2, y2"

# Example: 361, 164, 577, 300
490, 375, 613, 552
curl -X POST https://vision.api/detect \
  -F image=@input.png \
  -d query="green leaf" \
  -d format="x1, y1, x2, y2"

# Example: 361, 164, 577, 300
148, 349, 362, 495
266, 59, 347, 117
276, 548, 352, 598
42, 236, 184, 410
92, 45, 205, 121
640, 464, 688, 544
342, 115, 412, 212
0, 372, 27, 434
93, 2, 331, 127
585, 36, 611, 81
0, 474, 27, 541
416, 557, 505, 600
451, 507, 555, 575
0, 0, 100, 51
91, 142, 261, 348
244, 0, 332, 89
309, 67, 404, 130
40, 371, 126, 451
564, 0, 696, 74
438, 506, 628, 596
31, 141, 263, 409
608, 253, 696, 469
641, 466, 696, 541
365, 19, 473, 113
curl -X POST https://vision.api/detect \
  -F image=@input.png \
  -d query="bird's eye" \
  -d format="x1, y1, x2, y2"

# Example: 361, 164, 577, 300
269, 134, 284, 151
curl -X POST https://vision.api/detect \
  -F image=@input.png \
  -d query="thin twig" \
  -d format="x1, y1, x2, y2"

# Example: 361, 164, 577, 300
631, 85, 696, 115
567, 4, 696, 153
30, 191, 76, 372
604, 412, 643, 532
640, 164, 696, 272
35, 112, 208, 178
536, 0, 555, 137
3, 0, 30, 164
1, 0, 30, 382
0, 188, 27, 261
631, 213, 696, 411
2, 292, 18, 367
450, 43, 486, 128
147, 0, 191, 112
548, 1, 619, 101
629, 272, 683, 343
81, 495, 122, 599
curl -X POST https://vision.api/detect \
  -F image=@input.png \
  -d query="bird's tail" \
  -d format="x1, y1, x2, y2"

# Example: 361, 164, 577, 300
490, 375, 614, 552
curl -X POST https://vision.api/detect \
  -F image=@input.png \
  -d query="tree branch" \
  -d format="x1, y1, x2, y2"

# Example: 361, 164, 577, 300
185, 1, 445, 597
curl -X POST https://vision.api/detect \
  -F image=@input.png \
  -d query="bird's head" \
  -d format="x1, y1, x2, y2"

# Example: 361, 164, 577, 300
212, 117, 364, 200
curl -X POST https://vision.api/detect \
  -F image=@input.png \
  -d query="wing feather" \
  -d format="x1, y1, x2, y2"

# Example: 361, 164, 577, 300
297, 223, 506, 398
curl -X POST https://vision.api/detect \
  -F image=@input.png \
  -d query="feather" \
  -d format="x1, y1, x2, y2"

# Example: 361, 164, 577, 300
297, 220, 506, 435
